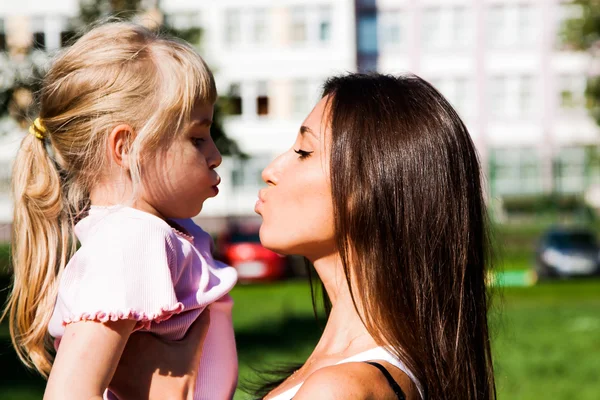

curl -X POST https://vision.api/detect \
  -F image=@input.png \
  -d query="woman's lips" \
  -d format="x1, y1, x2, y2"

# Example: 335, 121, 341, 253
255, 190, 266, 214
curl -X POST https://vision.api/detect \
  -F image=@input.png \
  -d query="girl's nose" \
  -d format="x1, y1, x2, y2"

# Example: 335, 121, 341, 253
208, 143, 222, 169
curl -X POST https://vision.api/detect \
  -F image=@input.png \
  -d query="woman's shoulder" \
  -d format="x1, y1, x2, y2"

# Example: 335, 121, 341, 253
293, 362, 418, 400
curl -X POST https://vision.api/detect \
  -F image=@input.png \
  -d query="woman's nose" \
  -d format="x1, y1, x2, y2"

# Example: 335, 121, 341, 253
262, 153, 284, 185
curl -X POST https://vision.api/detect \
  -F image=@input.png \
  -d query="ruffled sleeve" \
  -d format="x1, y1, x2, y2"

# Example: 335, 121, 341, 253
52, 216, 183, 331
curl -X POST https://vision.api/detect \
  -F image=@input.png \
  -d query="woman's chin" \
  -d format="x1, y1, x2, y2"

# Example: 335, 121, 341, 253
258, 229, 291, 255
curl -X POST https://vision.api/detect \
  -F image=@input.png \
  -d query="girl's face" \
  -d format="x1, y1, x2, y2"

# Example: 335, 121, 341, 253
256, 97, 336, 260
142, 102, 222, 219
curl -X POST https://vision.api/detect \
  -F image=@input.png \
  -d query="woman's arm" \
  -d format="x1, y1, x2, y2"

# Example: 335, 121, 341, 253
44, 319, 136, 400
109, 309, 211, 400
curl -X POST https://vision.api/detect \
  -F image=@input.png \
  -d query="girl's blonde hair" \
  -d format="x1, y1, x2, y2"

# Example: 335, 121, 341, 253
3, 21, 216, 376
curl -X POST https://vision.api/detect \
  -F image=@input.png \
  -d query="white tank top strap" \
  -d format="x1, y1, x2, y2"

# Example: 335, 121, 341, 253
267, 346, 422, 400
336, 346, 423, 398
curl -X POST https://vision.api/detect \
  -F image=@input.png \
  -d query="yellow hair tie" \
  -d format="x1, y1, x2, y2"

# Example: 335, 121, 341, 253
29, 118, 46, 140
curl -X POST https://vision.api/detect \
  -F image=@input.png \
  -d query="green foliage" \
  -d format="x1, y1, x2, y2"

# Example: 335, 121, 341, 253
501, 194, 596, 220
560, 1, 600, 127
0, 0, 243, 156
559, 1, 600, 50
0, 53, 47, 123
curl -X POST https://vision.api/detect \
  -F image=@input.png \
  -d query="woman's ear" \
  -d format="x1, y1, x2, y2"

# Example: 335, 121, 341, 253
108, 124, 134, 169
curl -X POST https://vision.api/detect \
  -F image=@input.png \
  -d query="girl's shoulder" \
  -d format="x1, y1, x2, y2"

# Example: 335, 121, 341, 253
77, 205, 177, 242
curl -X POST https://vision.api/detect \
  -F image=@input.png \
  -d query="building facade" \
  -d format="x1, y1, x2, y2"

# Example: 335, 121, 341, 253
0, 0, 599, 230
359, 0, 600, 200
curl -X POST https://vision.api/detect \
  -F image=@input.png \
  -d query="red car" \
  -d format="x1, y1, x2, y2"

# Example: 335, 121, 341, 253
216, 228, 287, 283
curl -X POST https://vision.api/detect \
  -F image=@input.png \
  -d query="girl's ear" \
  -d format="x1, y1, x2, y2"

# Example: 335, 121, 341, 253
108, 124, 134, 169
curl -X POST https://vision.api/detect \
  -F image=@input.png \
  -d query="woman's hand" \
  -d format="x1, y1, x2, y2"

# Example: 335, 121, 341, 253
109, 309, 211, 400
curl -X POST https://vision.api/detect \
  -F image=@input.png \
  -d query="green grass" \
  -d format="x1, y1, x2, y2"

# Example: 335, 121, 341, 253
3, 279, 598, 400
491, 280, 600, 400
0, 223, 599, 399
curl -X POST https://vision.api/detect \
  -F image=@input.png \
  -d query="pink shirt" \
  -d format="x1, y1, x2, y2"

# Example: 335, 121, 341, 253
48, 205, 238, 400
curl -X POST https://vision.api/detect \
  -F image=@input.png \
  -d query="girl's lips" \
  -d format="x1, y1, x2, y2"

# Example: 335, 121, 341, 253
254, 198, 263, 214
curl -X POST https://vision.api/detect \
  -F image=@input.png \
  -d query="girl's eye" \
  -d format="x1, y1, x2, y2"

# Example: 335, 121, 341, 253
294, 149, 314, 160
192, 137, 205, 147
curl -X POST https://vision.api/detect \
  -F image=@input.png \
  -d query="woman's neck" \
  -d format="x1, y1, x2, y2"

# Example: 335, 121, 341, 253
310, 253, 375, 357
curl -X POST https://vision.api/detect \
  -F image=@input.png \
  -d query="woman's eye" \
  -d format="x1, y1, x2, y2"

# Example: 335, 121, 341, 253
294, 149, 314, 160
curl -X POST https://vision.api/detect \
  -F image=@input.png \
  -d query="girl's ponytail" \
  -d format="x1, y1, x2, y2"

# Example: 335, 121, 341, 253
2, 21, 217, 377
4, 129, 76, 376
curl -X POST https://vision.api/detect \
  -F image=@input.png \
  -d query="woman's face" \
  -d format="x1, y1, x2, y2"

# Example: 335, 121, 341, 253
255, 97, 336, 259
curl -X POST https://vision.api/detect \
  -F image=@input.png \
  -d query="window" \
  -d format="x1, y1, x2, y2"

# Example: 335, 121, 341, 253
0, 18, 6, 52
252, 8, 268, 44
225, 9, 242, 46
292, 80, 309, 116
489, 76, 507, 116
291, 7, 307, 44
232, 155, 272, 188
256, 81, 269, 116
489, 75, 536, 117
228, 83, 242, 116
0, 162, 10, 193
422, 8, 441, 48
517, 4, 535, 45
488, 4, 538, 48
452, 6, 467, 44
166, 12, 200, 30
554, 147, 600, 193
431, 77, 473, 116
423, 6, 471, 49
453, 77, 470, 115
318, 6, 332, 43
554, 147, 587, 193
519, 75, 534, 115
380, 11, 404, 49
558, 74, 586, 110
357, 0, 376, 7
487, 5, 505, 47
32, 32, 46, 50
60, 30, 76, 47
31, 16, 46, 51
357, 13, 378, 54
490, 148, 543, 196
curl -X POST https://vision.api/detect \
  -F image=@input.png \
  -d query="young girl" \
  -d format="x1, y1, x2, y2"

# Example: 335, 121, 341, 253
3, 22, 238, 399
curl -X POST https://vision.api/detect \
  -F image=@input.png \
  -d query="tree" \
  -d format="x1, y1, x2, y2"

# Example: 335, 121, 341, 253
560, 0, 600, 189
561, 0, 600, 127
0, 0, 242, 156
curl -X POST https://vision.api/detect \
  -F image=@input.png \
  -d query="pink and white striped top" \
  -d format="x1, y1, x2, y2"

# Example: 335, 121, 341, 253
48, 205, 238, 400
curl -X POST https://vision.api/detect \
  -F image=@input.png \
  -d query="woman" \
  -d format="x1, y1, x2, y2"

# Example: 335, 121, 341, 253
110, 73, 496, 400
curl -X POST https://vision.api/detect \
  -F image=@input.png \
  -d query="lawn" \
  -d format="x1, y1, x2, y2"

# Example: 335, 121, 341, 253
0, 221, 599, 399
0, 278, 598, 399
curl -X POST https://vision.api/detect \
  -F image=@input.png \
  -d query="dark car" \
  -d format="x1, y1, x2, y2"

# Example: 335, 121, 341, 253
535, 228, 600, 279
215, 227, 287, 283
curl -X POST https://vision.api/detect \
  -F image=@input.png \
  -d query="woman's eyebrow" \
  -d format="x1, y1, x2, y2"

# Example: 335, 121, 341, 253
300, 125, 318, 140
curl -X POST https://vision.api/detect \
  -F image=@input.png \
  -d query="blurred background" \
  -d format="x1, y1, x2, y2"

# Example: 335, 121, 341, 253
0, 0, 599, 399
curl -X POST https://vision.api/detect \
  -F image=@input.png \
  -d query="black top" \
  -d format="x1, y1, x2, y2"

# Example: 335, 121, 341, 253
287, 361, 407, 400
364, 361, 407, 400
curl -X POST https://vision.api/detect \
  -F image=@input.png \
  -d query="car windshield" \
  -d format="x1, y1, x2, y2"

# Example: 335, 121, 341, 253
547, 232, 597, 249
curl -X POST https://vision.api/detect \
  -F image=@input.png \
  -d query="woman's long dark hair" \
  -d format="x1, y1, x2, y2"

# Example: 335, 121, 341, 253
325, 73, 496, 399
246, 73, 496, 399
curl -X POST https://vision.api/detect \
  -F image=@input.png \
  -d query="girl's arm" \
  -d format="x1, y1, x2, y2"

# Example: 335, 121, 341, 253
109, 310, 211, 400
44, 319, 136, 400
